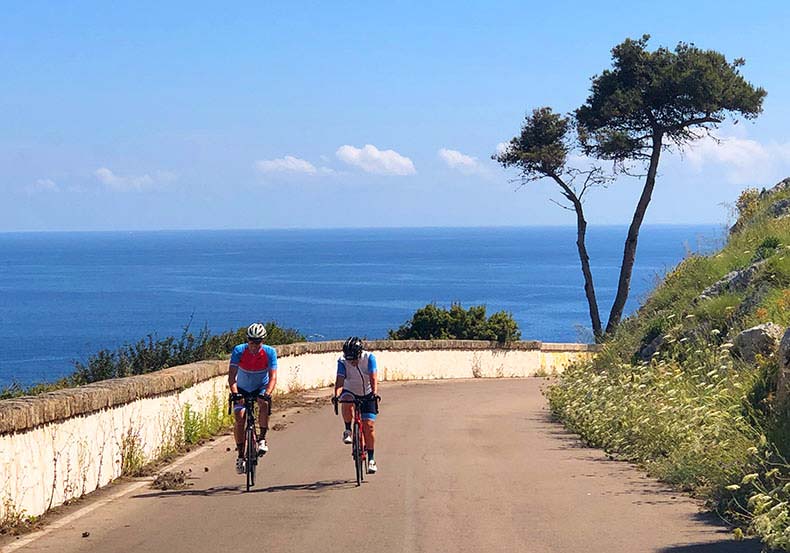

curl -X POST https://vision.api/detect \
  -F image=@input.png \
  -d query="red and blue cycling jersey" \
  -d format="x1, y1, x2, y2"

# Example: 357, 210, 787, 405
230, 343, 277, 392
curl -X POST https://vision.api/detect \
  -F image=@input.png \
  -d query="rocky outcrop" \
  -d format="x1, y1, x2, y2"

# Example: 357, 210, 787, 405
732, 323, 785, 363
730, 177, 790, 234
767, 198, 790, 219
637, 334, 664, 362
777, 328, 790, 407
734, 283, 773, 321
697, 260, 766, 301
759, 177, 790, 199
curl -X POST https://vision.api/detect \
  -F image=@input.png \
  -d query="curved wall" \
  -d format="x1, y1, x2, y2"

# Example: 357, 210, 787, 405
0, 340, 598, 521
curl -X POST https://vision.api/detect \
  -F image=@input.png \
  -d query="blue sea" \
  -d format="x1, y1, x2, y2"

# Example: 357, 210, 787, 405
0, 226, 721, 387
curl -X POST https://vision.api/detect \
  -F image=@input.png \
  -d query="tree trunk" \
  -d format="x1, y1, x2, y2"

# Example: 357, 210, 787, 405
552, 176, 603, 341
604, 133, 663, 335
576, 208, 603, 341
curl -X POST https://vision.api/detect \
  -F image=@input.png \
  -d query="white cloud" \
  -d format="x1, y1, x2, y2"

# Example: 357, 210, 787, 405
336, 144, 416, 175
438, 148, 486, 175
255, 156, 319, 175
94, 168, 174, 190
254, 155, 336, 177
495, 142, 509, 156
683, 132, 790, 185
28, 178, 59, 193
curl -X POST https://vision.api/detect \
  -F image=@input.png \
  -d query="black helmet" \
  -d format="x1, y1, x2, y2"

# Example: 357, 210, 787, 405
342, 336, 364, 360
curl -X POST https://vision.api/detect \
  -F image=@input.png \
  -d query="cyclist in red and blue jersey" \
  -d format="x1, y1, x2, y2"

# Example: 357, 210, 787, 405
229, 322, 278, 474
333, 336, 379, 474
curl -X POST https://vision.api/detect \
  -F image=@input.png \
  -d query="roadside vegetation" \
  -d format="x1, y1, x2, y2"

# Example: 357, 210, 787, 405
0, 322, 305, 399
547, 180, 790, 549
388, 302, 521, 343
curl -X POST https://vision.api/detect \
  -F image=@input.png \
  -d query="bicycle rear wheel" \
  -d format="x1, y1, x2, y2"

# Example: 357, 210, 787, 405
360, 423, 367, 480
246, 425, 256, 491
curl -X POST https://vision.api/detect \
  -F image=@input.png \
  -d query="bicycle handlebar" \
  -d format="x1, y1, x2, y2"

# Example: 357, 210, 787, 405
332, 393, 381, 416
227, 391, 272, 415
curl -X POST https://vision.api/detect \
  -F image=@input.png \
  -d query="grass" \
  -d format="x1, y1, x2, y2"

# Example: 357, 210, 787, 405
183, 394, 233, 445
120, 427, 146, 477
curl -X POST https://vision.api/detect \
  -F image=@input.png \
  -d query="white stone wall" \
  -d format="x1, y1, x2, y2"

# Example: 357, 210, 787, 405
275, 348, 584, 390
0, 345, 593, 521
0, 378, 228, 523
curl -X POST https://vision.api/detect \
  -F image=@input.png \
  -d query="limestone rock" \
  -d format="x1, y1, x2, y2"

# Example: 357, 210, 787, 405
734, 283, 773, 321
697, 260, 765, 301
767, 198, 790, 219
637, 334, 664, 362
732, 323, 784, 363
730, 177, 790, 234
759, 177, 790, 199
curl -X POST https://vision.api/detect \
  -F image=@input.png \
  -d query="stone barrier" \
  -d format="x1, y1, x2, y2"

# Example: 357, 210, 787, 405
0, 340, 598, 522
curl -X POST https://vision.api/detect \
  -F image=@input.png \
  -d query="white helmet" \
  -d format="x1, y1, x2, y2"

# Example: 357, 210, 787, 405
246, 322, 267, 340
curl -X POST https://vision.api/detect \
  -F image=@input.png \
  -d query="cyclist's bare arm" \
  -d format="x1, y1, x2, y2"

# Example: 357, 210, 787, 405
264, 368, 277, 397
334, 375, 345, 398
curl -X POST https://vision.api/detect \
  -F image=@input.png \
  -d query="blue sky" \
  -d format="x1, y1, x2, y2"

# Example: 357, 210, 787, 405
2, 1, 789, 231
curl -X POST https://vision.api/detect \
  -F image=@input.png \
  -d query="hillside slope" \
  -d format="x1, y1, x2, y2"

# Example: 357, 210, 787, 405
548, 178, 790, 549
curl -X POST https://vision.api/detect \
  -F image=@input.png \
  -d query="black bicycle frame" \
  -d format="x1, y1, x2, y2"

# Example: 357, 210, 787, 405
229, 390, 270, 492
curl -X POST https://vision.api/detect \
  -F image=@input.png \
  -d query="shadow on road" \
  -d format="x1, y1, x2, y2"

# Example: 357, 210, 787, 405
657, 538, 763, 552
132, 479, 355, 499
653, 511, 764, 552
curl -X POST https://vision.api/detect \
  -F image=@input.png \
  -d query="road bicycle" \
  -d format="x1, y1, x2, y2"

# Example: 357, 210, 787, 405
228, 390, 271, 492
333, 392, 379, 486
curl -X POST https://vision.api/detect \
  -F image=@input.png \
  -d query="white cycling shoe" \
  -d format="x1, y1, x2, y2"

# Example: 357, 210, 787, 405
235, 457, 245, 474
342, 430, 352, 444
257, 438, 268, 456
367, 459, 378, 474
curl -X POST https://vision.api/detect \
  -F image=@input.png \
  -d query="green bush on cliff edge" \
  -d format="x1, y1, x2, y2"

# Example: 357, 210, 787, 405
547, 179, 790, 549
388, 303, 521, 343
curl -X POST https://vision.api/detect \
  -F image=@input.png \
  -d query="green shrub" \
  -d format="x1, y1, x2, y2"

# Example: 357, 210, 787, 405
692, 293, 741, 332
388, 303, 520, 343
753, 236, 781, 262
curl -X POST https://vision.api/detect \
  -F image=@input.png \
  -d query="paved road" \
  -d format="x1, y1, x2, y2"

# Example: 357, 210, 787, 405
4, 379, 761, 553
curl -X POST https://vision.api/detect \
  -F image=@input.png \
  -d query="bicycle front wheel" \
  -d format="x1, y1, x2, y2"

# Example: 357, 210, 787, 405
246, 426, 256, 491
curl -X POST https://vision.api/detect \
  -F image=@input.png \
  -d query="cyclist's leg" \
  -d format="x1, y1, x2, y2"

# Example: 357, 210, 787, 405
361, 415, 376, 452
233, 397, 247, 457
361, 395, 378, 469
341, 402, 354, 423
338, 390, 355, 424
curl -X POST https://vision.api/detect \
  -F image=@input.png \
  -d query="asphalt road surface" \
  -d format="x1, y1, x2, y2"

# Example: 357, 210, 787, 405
3, 379, 762, 553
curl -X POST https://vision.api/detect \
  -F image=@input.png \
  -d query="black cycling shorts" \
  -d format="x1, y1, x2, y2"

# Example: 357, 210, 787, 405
339, 391, 379, 420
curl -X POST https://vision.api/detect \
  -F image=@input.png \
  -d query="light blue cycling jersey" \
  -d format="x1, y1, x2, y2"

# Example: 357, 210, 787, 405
230, 343, 278, 393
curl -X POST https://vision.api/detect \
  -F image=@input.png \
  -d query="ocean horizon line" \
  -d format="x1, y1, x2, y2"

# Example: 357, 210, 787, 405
0, 222, 725, 236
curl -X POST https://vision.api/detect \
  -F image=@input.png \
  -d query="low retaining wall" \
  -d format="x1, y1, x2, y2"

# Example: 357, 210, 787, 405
0, 340, 598, 521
